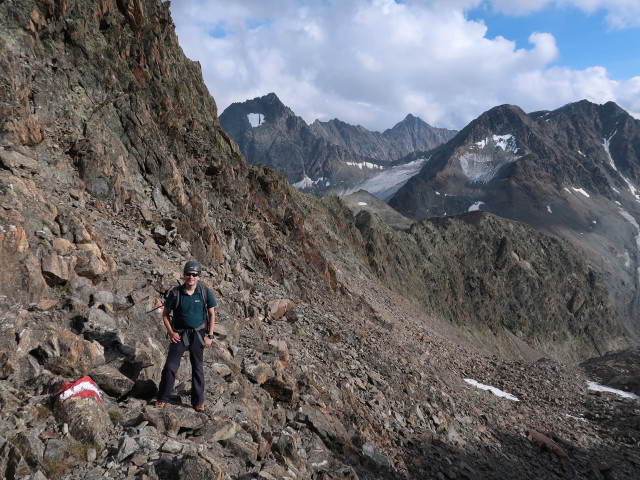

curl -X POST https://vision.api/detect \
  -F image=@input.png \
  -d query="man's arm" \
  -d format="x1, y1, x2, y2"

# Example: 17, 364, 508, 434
162, 306, 181, 343
207, 307, 216, 336
203, 306, 216, 348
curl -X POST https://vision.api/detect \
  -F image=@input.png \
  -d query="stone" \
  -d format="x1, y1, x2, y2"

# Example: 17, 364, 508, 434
17, 326, 105, 378
90, 364, 135, 399
86, 448, 97, 463
0, 150, 41, 171
86, 308, 118, 332
11, 430, 45, 467
211, 363, 233, 378
43, 438, 68, 462
192, 419, 239, 443
141, 408, 180, 434
242, 358, 275, 385
267, 299, 293, 320
116, 436, 139, 462
176, 454, 226, 480
41, 251, 71, 285
91, 291, 129, 312
54, 396, 109, 446
160, 438, 183, 454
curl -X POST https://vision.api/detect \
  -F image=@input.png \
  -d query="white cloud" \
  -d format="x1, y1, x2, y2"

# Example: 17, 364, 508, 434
170, 1, 640, 131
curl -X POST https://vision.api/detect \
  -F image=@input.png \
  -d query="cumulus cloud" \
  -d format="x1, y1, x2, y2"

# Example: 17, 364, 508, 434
170, 0, 640, 131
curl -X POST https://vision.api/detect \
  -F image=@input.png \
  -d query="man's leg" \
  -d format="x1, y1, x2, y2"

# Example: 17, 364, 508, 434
156, 341, 186, 402
189, 341, 205, 407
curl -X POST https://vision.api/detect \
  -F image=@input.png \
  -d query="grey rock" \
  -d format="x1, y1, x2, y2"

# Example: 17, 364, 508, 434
54, 396, 109, 446
90, 363, 135, 399
86, 308, 118, 332
116, 436, 139, 462
43, 438, 68, 462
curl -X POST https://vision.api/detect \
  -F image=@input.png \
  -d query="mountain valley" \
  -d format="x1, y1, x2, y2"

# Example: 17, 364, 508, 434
0, 1, 639, 479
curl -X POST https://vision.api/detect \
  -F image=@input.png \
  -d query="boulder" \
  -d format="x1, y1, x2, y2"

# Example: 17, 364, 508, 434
267, 299, 293, 320
89, 363, 135, 399
41, 251, 72, 285
17, 326, 105, 378
54, 395, 109, 446
85, 307, 118, 332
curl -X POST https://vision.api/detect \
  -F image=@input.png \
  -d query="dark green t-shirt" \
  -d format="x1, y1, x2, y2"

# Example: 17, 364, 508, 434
165, 284, 217, 329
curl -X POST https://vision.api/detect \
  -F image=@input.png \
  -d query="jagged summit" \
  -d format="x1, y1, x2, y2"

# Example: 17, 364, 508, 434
219, 92, 457, 196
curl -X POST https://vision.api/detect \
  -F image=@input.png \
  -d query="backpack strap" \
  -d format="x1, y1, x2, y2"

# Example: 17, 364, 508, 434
170, 285, 181, 309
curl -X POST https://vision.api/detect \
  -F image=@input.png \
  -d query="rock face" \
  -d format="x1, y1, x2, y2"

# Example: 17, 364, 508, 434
390, 101, 640, 340
219, 93, 456, 195
0, 1, 639, 479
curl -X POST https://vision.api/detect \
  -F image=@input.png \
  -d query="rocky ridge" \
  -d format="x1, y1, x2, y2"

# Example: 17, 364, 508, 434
0, 1, 638, 479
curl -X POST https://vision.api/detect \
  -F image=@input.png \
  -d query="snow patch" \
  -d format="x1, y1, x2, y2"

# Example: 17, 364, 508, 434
571, 187, 590, 198
460, 134, 521, 183
475, 134, 519, 153
293, 175, 324, 189
459, 153, 519, 183
468, 201, 484, 212
603, 131, 618, 171
621, 175, 640, 202
464, 379, 519, 401
338, 158, 428, 201
566, 414, 588, 422
619, 208, 640, 251
546, 205, 552, 214
588, 381, 640, 400
357, 202, 368, 206
345, 161, 384, 170
247, 113, 263, 127
618, 207, 640, 280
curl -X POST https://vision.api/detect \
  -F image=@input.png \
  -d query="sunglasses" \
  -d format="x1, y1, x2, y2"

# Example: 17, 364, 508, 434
184, 272, 200, 277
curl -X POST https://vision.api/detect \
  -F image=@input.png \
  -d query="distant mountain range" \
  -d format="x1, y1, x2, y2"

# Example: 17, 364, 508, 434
222, 95, 640, 341
219, 93, 457, 196
389, 100, 640, 340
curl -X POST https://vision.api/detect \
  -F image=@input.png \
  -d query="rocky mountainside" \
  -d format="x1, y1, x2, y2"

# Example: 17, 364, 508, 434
1, 1, 639, 479
390, 101, 640, 341
219, 93, 456, 196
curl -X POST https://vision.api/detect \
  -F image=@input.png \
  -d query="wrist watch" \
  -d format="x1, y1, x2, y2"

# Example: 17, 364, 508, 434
206, 333, 214, 339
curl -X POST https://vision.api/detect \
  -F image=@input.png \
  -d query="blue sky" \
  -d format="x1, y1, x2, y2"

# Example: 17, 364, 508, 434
170, 1, 640, 131
470, 6, 640, 78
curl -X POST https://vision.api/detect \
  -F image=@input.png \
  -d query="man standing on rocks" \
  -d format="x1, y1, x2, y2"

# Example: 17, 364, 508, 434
155, 261, 216, 411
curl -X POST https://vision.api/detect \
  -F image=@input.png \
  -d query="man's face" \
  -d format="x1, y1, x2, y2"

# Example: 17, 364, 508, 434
184, 271, 200, 286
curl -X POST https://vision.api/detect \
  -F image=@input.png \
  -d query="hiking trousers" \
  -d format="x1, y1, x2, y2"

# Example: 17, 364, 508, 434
156, 333, 205, 406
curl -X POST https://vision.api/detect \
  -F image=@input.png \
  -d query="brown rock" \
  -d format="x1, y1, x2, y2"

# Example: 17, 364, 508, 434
17, 326, 105, 378
267, 299, 293, 320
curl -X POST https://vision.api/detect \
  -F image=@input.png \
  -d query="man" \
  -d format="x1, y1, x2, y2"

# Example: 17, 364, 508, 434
155, 261, 216, 411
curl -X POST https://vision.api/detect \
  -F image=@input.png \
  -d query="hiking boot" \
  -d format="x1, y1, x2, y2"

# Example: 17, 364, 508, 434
194, 404, 205, 412
154, 401, 167, 408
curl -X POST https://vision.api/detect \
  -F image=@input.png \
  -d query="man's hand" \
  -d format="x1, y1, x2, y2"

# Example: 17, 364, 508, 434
203, 336, 213, 348
168, 331, 181, 343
